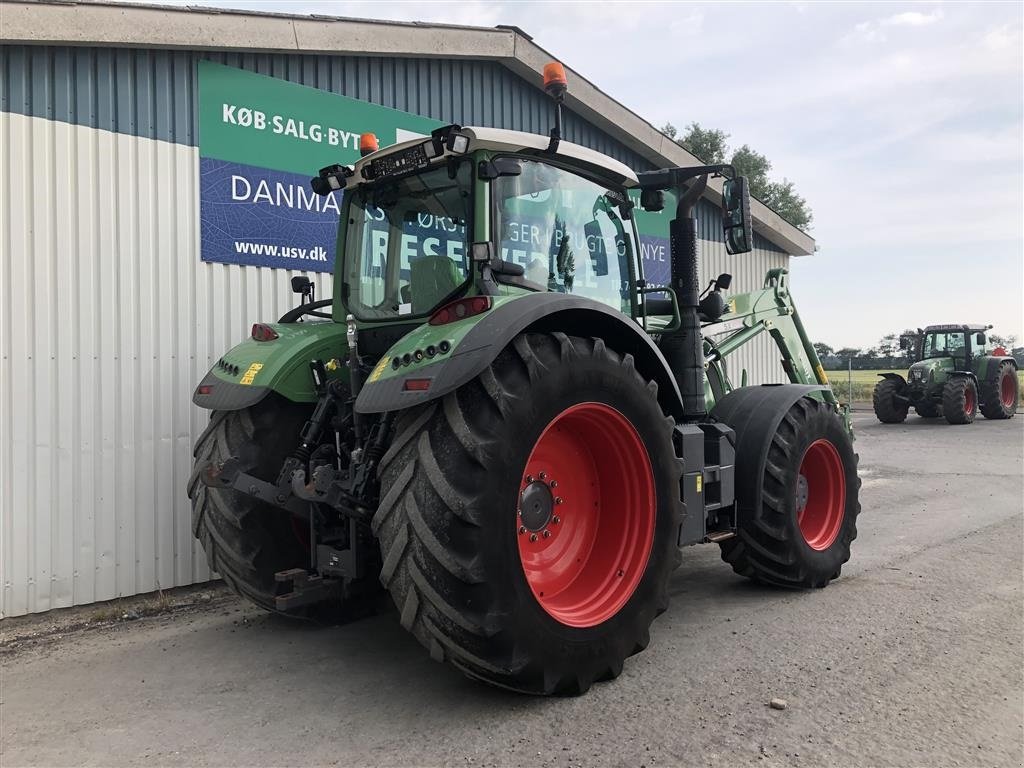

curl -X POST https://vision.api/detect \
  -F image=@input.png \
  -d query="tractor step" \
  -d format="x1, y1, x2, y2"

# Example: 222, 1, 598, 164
704, 530, 736, 543
274, 568, 341, 611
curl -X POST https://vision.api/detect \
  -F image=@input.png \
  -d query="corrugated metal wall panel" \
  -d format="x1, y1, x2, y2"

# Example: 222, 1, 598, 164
1, 44, 789, 616
697, 199, 790, 387
0, 111, 334, 616
2, 46, 655, 169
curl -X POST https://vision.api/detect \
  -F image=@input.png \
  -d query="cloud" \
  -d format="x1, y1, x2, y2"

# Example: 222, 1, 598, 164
845, 6, 944, 44
881, 9, 944, 27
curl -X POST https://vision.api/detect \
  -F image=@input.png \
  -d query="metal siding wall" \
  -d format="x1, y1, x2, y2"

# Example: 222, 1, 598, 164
697, 202, 790, 387
0, 110, 334, 616
1, 44, 789, 616
2, 45, 653, 170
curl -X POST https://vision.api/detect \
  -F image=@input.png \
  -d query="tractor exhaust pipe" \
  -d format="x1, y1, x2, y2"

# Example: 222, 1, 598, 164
661, 175, 709, 421
638, 163, 750, 422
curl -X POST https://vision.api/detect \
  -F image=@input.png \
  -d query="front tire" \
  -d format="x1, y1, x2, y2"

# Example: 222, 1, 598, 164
942, 377, 977, 424
980, 361, 1018, 420
373, 333, 682, 694
873, 378, 908, 423
720, 397, 860, 588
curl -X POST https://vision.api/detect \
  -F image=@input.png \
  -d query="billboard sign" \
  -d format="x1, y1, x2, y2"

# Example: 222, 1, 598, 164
198, 61, 441, 273
198, 62, 682, 285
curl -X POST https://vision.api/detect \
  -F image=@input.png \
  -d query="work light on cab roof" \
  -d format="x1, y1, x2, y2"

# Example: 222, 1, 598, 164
543, 61, 568, 152
543, 61, 567, 98
359, 132, 378, 157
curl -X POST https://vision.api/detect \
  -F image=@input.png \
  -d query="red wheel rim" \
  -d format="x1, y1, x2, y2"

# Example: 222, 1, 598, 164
1001, 373, 1016, 408
964, 386, 976, 414
796, 439, 846, 551
517, 402, 655, 628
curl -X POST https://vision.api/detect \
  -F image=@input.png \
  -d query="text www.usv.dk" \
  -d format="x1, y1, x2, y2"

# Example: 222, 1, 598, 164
233, 241, 329, 262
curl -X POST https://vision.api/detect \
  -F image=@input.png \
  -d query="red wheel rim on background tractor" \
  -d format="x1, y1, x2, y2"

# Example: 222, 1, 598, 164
517, 403, 655, 628
964, 386, 976, 415
1001, 373, 1016, 408
795, 439, 846, 551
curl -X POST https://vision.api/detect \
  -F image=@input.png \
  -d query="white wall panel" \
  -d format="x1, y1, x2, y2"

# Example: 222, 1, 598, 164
0, 112, 332, 617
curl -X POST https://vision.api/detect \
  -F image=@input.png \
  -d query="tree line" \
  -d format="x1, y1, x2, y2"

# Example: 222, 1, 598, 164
661, 122, 812, 231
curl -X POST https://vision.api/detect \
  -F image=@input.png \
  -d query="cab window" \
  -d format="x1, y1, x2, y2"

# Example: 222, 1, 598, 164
923, 331, 966, 361
493, 160, 636, 314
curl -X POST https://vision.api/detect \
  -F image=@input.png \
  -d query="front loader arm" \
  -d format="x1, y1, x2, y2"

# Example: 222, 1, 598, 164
703, 268, 838, 407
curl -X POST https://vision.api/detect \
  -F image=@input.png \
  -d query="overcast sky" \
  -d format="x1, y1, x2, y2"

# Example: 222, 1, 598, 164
150, 0, 1023, 348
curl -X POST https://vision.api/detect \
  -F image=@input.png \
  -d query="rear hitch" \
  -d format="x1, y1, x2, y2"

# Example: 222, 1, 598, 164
290, 465, 370, 519
200, 457, 309, 518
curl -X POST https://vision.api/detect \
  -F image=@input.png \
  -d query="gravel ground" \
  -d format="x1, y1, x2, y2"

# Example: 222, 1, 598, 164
2, 412, 1022, 768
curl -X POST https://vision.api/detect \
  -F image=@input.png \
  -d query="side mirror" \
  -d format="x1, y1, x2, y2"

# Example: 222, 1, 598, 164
291, 275, 313, 306
722, 177, 753, 255
977, 333, 986, 346
478, 158, 523, 180
640, 189, 664, 212
715, 272, 732, 291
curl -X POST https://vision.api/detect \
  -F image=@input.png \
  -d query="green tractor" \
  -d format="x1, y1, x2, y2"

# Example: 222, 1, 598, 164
188, 65, 860, 694
873, 325, 1019, 425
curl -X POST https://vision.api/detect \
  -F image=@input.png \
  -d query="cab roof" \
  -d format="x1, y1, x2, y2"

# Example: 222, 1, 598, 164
923, 324, 993, 333
351, 126, 639, 189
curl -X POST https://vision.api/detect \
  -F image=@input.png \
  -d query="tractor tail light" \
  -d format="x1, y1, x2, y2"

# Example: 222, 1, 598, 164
429, 296, 492, 326
403, 378, 432, 392
251, 323, 279, 342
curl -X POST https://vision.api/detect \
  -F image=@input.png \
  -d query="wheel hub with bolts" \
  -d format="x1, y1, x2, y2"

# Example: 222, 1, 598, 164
519, 473, 561, 533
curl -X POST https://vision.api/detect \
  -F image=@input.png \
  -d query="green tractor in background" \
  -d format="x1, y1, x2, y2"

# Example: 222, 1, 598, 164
873, 324, 1019, 425
188, 64, 860, 694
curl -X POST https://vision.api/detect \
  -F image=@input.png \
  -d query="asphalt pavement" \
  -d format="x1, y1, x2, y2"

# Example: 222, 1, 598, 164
2, 412, 1022, 767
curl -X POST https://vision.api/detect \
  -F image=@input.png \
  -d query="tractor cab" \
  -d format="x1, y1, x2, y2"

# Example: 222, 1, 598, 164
336, 128, 643, 335
310, 121, 752, 368
917, 324, 989, 369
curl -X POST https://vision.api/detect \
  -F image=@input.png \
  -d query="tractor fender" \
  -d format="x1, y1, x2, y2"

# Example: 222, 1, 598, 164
976, 355, 1017, 384
710, 384, 831, 521
192, 321, 349, 411
950, 370, 979, 385
354, 292, 685, 418
877, 372, 907, 386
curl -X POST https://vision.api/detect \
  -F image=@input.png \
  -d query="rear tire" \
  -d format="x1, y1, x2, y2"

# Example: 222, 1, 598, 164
373, 333, 683, 694
720, 397, 860, 588
942, 377, 977, 424
187, 398, 321, 616
873, 378, 908, 423
915, 401, 940, 418
980, 361, 1018, 419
